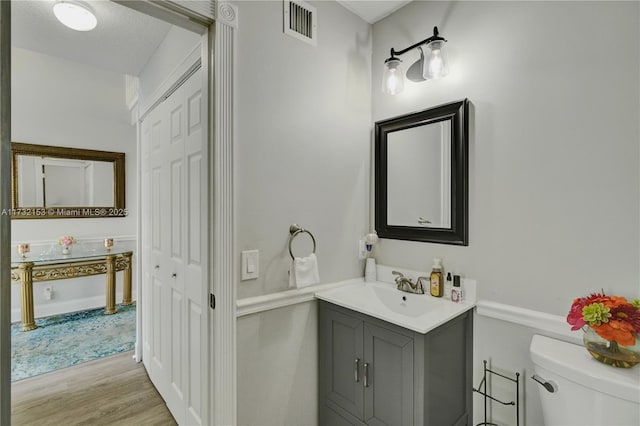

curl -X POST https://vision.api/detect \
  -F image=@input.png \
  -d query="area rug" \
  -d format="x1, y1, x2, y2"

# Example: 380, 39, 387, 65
11, 303, 136, 382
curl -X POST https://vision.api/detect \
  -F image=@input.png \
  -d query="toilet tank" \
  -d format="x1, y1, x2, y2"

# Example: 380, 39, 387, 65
530, 334, 640, 426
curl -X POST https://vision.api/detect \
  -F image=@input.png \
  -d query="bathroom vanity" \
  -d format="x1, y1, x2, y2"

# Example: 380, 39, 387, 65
317, 281, 473, 426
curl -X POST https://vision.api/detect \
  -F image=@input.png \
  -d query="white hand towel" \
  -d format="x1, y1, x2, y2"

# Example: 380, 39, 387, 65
289, 253, 320, 288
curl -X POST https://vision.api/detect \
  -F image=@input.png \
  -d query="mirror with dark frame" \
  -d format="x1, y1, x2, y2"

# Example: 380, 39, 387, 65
11, 143, 126, 219
375, 99, 468, 245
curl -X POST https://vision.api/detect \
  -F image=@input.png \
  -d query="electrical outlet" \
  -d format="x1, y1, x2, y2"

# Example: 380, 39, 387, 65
44, 286, 53, 300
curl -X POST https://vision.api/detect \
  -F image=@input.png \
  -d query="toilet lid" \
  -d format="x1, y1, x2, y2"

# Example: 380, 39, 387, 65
530, 334, 640, 403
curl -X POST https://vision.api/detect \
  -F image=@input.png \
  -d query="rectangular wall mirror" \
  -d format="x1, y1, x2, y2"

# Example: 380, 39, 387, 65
11, 142, 126, 219
375, 99, 468, 245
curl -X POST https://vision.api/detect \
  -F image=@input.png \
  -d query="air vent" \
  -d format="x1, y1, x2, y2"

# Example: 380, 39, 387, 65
284, 0, 317, 46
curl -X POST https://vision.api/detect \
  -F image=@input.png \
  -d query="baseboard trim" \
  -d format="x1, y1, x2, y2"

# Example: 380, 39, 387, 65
236, 279, 360, 317
236, 283, 579, 344
475, 300, 578, 342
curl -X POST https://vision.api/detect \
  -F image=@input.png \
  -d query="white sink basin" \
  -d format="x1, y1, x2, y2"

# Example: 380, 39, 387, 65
372, 285, 443, 317
315, 280, 475, 334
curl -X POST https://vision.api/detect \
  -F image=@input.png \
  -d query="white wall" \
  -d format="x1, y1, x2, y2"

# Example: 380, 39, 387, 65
372, 1, 639, 425
236, 0, 371, 300
235, 1, 371, 425
237, 302, 319, 426
137, 25, 201, 107
11, 47, 137, 319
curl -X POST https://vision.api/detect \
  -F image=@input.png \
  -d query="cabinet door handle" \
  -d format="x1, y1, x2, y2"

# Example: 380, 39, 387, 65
171, 273, 177, 278
363, 362, 369, 388
354, 358, 360, 383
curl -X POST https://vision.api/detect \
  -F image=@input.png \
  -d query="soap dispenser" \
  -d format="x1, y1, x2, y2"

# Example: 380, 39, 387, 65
364, 232, 378, 282
429, 258, 443, 297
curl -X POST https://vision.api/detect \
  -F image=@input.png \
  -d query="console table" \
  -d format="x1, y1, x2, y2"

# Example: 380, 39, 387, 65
11, 242, 134, 332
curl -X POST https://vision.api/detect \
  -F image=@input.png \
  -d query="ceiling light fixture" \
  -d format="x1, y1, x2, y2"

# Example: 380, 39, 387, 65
382, 26, 449, 95
53, 1, 98, 32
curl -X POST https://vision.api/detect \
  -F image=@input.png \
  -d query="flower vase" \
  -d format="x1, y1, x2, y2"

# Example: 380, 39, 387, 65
62, 245, 71, 255
583, 327, 640, 368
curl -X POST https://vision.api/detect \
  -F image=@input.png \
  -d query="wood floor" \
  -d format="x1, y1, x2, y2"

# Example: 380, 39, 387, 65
12, 351, 176, 426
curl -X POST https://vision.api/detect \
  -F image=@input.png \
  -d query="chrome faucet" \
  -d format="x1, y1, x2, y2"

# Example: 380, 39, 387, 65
392, 271, 427, 294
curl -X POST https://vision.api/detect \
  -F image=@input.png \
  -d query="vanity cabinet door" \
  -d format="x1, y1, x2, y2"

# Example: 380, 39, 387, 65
320, 301, 472, 426
363, 322, 414, 426
321, 305, 365, 421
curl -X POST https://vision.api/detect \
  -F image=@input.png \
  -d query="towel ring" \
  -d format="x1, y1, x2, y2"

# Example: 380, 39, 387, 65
289, 224, 316, 260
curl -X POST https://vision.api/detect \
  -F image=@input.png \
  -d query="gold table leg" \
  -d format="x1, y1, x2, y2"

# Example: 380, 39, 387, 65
19, 263, 37, 331
105, 254, 117, 315
122, 252, 133, 305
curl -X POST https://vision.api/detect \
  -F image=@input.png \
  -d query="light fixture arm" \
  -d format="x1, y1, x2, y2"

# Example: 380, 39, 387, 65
389, 26, 446, 59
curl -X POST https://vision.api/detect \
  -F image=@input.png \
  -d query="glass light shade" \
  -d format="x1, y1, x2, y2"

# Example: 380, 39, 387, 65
53, 1, 97, 32
382, 58, 405, 95
364, 232, 378, 246
423, 40, 449, 80
364, 231, 378, 251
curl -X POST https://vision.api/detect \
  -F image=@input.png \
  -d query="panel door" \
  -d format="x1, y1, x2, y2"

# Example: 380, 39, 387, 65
363, 322, 414, 426
321, 305, 365, 421
142, 68, 208, 425
180, 68, 208, 426
142, 95, 171, 402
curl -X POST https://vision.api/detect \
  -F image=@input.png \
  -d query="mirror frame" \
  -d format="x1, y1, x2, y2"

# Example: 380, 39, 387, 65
11, 142, 126, 219
375, 99, 468, 245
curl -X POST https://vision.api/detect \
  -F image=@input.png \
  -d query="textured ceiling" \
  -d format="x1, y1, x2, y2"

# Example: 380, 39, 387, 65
336, 0, 412, 24
12, 0, 172, 75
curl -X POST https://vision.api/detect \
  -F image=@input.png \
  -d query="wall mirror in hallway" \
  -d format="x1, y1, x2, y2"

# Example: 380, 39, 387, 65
375, 98, 468, 245
11, 142, 125, 219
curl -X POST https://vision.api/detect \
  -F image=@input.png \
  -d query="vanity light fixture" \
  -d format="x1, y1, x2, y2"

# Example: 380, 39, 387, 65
364, 232, 378, 252
53, 1, 97, 32
382, 26, 449, 95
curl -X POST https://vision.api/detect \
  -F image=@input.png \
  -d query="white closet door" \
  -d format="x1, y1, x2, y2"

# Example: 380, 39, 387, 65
142, 68, 208, 425
181, 67, 207, 426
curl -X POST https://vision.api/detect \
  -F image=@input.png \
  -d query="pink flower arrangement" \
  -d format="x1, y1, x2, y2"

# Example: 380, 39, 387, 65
567, 292, 640, 347
58, 236, 77, 247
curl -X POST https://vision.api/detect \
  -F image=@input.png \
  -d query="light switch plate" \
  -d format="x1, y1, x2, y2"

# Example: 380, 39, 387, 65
241, 250, 259, 281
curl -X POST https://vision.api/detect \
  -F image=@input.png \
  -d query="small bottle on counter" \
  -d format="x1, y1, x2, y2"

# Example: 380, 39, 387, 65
444, 272, 452, 300
364, 258, 377, 282
429, 258, 443, 297
451, 275, 463, 303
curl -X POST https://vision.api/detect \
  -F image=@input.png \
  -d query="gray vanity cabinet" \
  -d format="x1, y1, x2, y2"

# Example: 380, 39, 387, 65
363, 321, 415, 425
319, 301, 472, 426
322, 307, 364, 421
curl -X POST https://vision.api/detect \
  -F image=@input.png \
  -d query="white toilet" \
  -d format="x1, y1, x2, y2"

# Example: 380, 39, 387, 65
530, 334, 640, 426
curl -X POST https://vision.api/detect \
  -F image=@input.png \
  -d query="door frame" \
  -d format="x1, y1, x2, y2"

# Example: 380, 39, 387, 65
0, 2, 238, 425
0, 2, 12, 424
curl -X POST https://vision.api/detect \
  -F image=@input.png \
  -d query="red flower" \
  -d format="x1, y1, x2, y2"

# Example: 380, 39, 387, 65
567, 292, 640, 346
610, 304, 640, 335
567, 298, 588, 330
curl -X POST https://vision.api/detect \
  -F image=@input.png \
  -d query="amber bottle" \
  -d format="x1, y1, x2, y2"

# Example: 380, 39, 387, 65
429, 258, 443, 297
